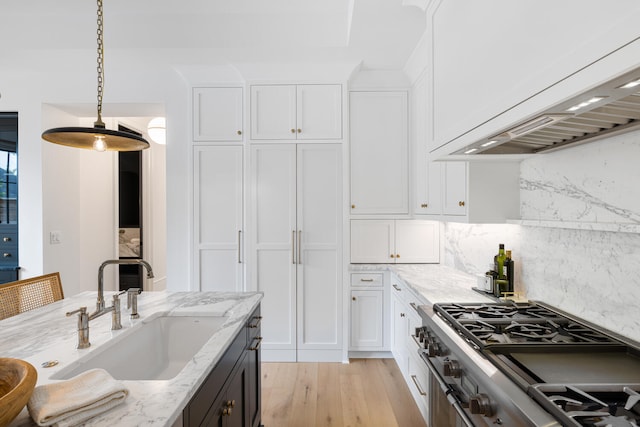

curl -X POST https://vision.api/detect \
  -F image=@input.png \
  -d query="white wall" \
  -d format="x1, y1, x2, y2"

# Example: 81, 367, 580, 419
1, 51, 180, 295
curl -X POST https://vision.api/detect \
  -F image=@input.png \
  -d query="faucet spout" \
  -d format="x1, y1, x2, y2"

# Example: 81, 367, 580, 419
96, 259, 154, 313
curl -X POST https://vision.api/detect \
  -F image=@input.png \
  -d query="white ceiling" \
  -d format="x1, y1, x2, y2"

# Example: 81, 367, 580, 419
1, 0, 426, 70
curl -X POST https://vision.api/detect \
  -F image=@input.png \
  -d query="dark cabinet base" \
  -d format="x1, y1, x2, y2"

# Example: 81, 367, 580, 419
183, 304, 262, 427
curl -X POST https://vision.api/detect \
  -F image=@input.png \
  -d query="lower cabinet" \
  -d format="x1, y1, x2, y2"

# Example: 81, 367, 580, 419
183, 305, 262, 427
350, 289, 384, 349
390, 275, 430, 423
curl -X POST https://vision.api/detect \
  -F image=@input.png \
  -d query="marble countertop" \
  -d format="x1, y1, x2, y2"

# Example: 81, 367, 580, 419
1, 291, 263, 427
351, 263, 496, 305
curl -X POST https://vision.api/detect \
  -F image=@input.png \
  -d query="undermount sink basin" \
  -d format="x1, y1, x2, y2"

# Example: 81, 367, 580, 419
51, 315, 228, 381
0, 358, 38, 427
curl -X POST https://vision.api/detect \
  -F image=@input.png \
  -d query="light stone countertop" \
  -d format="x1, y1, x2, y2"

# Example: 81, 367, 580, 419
351, 263, 496, 305
1, 291, 263, 427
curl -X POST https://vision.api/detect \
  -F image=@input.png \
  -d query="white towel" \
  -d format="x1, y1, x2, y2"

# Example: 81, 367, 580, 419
27, 368, 128, 427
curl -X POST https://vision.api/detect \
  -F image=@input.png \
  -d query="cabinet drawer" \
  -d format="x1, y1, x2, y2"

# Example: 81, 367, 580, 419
350, 273, 383, 287
0, 248, 18, 265
0, 233, 17, 249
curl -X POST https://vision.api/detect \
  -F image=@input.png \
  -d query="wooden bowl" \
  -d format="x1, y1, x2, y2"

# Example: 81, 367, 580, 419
0, 358, 37, 427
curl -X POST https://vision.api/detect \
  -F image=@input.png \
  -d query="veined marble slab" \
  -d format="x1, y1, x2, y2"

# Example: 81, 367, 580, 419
1, 291, 262, 427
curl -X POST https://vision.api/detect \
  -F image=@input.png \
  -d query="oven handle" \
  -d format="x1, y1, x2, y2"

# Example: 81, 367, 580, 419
420, 351, 476, 427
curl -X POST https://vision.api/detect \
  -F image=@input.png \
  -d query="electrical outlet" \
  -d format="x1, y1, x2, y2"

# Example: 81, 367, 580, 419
50, 231, 62, 244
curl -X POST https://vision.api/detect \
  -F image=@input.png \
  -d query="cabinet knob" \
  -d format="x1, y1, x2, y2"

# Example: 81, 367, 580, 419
421, 203, 428, 208
297, 128, 302, 133
2, 237, 11, 242
290, 129, 296, 133
237, 130, 242, 135
390, 254, 395, 258
459, 201, 465, 207
3, 253, 10, 258
400, 313, 405, 318
351, 204, 356, 209
352, 296, 356, 301
226, 400, 236, 408
396, 254, 401, 258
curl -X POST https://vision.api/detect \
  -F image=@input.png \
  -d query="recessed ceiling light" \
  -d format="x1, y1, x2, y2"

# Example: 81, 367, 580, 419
464, 148, 478, 154
618, 78, 640, 89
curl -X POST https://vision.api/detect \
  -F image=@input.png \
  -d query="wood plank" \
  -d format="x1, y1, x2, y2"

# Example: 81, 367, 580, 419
315, 363, 344, 427
261, 359, 427, 427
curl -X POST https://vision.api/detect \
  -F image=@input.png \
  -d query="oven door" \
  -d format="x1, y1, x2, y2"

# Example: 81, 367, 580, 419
421, 352, 475, 427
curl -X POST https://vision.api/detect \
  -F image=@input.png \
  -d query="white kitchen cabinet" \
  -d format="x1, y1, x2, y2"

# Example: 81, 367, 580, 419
442, 161, 467, 216
350, 219, 439, 264
349, 91, 409, 215
350, 290, 384, 349
250, 84, 342, 140
390, 274, 430, 421
390, 278, 408, 375
415, 159, 520, 223
193, 146, 243, 291
250, 144, 342, 362
193, 87, 243, 142
349, 271, 388, 353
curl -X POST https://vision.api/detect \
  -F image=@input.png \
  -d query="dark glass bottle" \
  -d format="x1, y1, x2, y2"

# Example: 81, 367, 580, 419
505, 250, 514, 294
494, 244, 507, 297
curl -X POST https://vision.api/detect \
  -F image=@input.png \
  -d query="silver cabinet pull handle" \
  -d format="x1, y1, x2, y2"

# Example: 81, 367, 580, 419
292, 230, 296, 264
297, 230, 302, 265
360, 278, 374, 282
238, 230, 242, 264
410, 375, 427, 396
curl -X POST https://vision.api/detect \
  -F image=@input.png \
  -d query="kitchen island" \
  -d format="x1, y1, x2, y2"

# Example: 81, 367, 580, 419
0, 291, 262, 427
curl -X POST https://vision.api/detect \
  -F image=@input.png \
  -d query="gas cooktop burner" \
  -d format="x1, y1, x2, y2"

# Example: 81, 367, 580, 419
530, 384, 640, 427
436, 302, 620, 348
437, 302, 565, 321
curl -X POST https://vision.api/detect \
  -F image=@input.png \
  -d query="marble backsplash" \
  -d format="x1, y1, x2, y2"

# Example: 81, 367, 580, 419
442, 129, 640, 343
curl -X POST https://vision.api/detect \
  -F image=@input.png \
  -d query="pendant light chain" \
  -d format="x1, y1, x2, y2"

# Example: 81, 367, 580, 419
96, 0, 105, 127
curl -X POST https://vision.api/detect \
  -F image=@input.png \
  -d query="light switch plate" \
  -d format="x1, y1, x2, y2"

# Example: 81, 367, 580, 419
50, 231, 62, 244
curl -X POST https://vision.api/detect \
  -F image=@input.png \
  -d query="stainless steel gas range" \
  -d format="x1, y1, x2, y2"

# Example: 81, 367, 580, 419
417, 301, 640, 427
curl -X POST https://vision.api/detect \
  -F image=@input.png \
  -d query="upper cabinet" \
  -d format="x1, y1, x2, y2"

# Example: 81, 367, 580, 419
350, 91, 409, 215
427, 0, 640, 155
193, 87, 244, 142
250, 84, 342, 141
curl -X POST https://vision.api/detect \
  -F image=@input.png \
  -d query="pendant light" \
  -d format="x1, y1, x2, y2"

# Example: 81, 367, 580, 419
41, 0, 149, 151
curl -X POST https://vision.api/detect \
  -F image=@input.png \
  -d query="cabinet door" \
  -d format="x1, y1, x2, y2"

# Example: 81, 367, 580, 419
394, 220, 439, 263
443, 162, 467, 216
350, 220, 394, 264
296, 85, 342, 140
391, 291, 408, 373
350, 290, 384, 349
194, 146, 243, 291
250, 145, 297, 359
350, 91, 409, 214
296, 144, 342, 357
193, 87, 243, 142
250, 85, 297, 140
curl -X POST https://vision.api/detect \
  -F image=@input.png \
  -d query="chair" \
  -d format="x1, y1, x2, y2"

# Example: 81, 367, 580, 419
0, 273, 64, 320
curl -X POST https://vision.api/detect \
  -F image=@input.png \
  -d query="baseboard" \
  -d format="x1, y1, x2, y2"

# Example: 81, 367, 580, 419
348, 350, 394, 359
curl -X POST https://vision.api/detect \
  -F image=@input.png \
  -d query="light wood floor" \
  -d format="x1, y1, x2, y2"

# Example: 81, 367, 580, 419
261, 358, 428, 427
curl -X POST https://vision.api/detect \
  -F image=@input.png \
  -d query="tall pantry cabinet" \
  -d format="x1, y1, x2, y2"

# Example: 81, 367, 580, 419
192, 87, 245, 292
249, 144, 342, 362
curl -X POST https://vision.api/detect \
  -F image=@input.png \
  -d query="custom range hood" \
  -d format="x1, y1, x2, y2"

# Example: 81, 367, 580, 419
456, 66, 640, 155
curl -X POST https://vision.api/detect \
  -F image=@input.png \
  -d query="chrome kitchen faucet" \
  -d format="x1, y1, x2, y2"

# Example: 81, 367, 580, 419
95, 259, 154, 315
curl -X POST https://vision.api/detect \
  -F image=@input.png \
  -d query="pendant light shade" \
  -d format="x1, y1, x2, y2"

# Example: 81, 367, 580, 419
41, 0, 150, 152
42, 125, 150, 152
